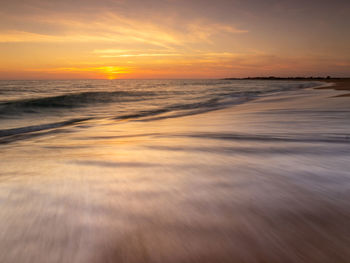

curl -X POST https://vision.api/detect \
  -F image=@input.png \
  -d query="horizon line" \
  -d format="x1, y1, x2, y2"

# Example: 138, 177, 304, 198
1, 76, 350, 81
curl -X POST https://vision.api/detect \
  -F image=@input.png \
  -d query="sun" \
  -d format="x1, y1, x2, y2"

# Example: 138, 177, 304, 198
107, 75, 117, 80
95, 66, 131, 80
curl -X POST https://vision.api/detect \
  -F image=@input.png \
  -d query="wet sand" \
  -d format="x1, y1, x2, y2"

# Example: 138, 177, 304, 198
0, 85, 350, 263
316, 78, 350, 97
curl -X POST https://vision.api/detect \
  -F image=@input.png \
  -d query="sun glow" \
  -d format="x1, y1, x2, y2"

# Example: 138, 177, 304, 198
0, 0, 349, 79
95, 66, 131, 79
51, 66, 132, 79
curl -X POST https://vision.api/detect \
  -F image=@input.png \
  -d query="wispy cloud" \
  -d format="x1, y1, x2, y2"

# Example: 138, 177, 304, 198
93, 49, 182, 58
93, 49, 138, 54
0, 10, 248, 47
100, 54, 182, 58
1, 0, 349, 78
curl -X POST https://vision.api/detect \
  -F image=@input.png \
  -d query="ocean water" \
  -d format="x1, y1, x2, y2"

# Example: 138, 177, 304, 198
0, 79, 317, 133
1, 80, 350, 263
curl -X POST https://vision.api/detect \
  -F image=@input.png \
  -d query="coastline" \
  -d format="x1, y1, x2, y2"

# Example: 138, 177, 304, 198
315, 78, 350, 97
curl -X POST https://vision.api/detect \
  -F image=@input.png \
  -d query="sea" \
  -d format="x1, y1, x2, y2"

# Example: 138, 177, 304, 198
0, 79, 318, 133
1, 79, 350, 263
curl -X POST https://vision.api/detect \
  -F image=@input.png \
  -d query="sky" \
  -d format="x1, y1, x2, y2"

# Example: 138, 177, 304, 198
0, 0, 349, 79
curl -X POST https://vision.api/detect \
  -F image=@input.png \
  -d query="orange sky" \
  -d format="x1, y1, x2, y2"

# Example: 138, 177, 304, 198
0, 0, 349, 79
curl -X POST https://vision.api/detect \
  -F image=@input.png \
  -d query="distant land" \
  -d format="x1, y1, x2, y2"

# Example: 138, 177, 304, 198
223, 76, 350, 80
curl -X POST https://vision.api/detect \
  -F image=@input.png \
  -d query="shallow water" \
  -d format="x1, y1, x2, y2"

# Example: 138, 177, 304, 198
0, 80, 350, 262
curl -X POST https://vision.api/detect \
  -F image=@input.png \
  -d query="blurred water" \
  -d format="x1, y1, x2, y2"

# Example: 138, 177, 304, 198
0, 79, 318, 130
0, 80, 350, 263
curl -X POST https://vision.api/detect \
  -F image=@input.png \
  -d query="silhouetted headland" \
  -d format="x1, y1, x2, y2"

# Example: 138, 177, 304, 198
223, 76, 350, 81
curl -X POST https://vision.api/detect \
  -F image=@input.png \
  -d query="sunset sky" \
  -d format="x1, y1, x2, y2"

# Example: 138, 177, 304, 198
0, 0, 349, 79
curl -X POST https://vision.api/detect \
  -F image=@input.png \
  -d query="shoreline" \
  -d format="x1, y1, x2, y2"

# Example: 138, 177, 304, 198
315, 79, 350, 97
1, 80, 350, 262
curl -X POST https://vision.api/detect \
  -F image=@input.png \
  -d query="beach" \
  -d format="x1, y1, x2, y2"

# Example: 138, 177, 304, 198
316, 78, 350, 97
0, 80, 350, 262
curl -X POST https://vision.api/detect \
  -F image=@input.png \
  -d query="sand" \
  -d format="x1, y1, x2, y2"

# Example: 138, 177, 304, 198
316, 78, 350, 97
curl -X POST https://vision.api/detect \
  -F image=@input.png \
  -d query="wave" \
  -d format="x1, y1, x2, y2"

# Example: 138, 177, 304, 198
174, 132, 350, 144
113, 96, 254, 121
0, 81, 328, 145
76, 131, 350, 145
0, 81, 323, 119
0, 118, 91, 143
0, 97, 248, 144
0, 90, 155, 116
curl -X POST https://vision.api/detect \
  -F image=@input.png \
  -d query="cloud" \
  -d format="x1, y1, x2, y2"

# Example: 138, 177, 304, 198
99, 54, 182, 58
0, 3, 248, 48
0, 0, 349, 78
